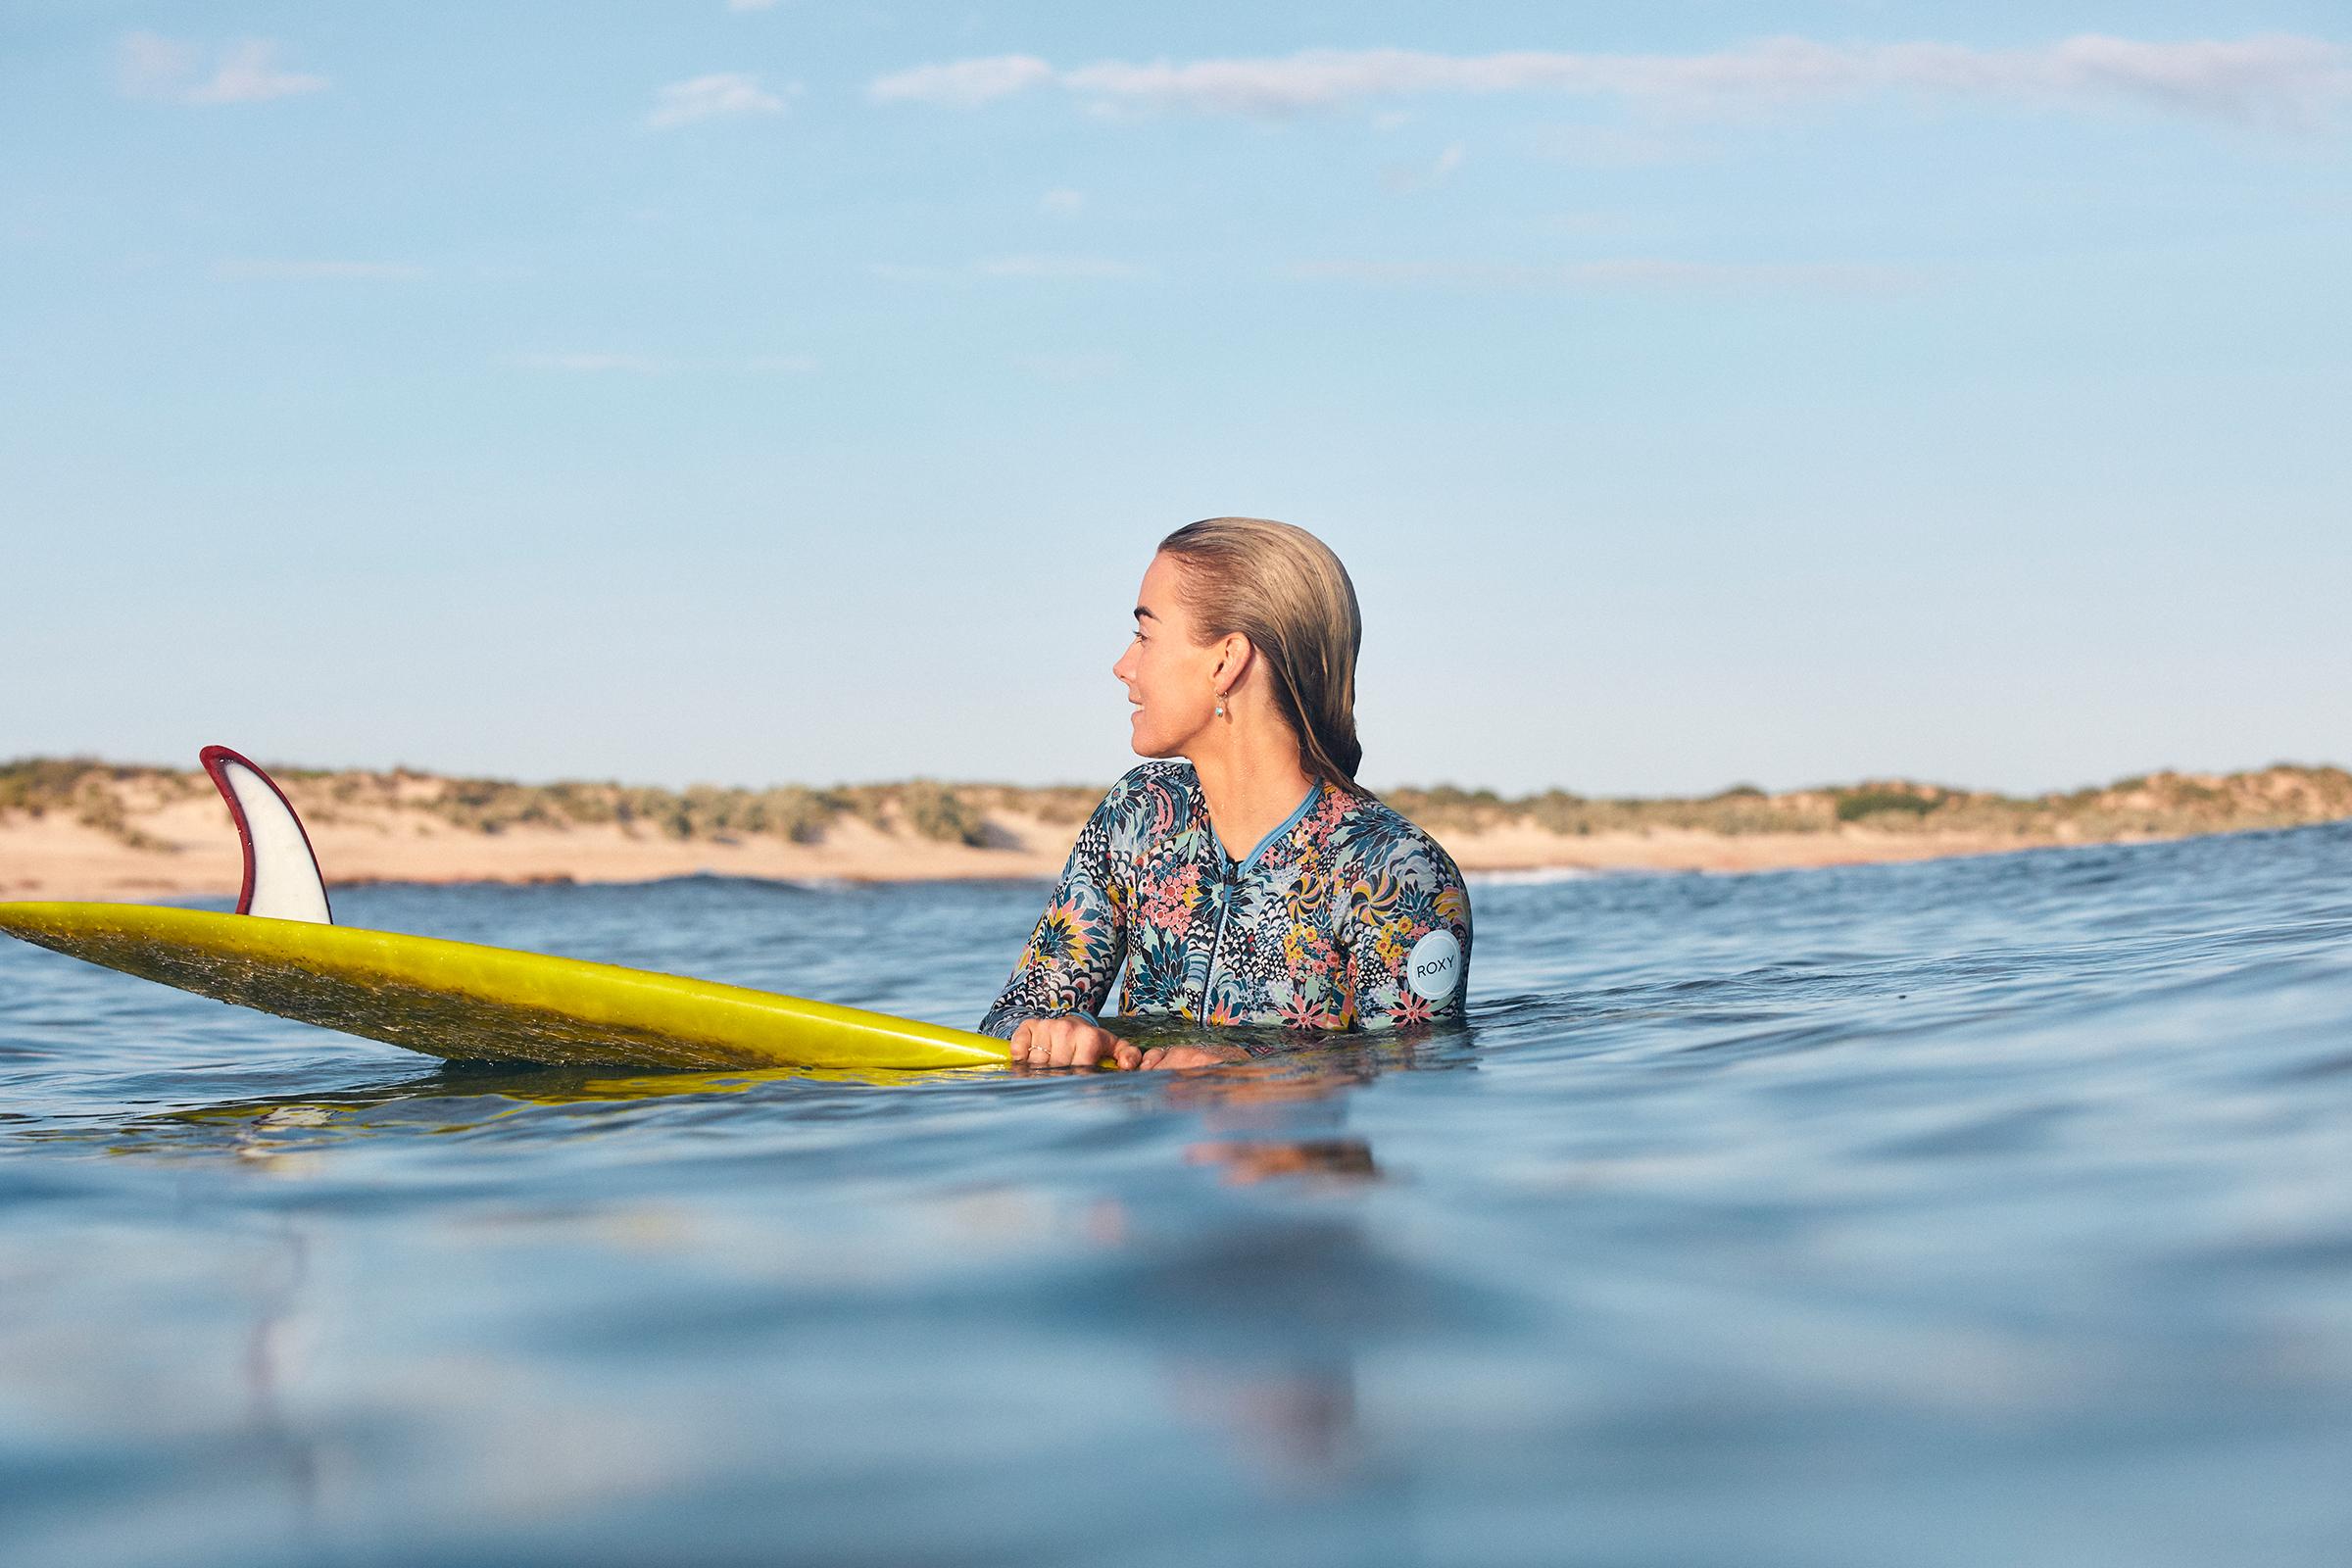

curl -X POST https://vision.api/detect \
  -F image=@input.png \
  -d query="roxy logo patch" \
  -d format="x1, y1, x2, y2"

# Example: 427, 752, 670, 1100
1406, 929, 1461, 1001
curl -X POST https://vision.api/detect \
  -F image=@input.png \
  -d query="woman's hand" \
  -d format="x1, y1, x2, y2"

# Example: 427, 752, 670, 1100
1007, 1015, 1123, 1068
1007, 1017, 1246, 1072
1132, 1045, 1245, 1070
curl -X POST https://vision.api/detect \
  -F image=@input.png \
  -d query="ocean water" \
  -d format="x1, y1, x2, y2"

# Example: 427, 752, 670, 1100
4, 824, 2351, 1567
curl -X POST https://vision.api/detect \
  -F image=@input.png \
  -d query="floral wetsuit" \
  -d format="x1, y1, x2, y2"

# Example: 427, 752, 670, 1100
979, 760, 1472, 1043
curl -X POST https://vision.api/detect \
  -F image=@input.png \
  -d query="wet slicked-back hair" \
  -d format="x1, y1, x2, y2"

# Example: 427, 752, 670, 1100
1157, 516, 1366, 793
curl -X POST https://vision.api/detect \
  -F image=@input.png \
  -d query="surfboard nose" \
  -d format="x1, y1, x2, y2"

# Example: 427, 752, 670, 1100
200, 745, 333, 925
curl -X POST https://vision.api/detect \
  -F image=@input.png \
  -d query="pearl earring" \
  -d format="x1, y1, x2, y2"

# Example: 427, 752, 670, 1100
1214, 691, 1226, 718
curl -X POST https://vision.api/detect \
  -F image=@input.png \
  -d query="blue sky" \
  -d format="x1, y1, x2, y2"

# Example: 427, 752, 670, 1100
3, 2, 2347, 795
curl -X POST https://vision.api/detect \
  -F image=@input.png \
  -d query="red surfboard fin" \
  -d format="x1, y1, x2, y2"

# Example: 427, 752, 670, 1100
199, 745, 334, 924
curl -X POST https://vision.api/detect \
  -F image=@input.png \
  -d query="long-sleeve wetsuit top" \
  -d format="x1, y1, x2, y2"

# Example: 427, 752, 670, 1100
979, 760, 1472, 1042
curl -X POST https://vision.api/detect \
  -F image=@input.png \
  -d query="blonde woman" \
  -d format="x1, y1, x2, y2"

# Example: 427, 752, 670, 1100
983, 518, 1472, 1070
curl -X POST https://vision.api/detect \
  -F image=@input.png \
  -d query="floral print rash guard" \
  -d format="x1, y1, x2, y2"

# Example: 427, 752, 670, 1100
979, 760, 1473, 1043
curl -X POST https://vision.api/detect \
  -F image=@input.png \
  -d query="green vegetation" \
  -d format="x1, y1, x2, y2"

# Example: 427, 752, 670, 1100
1834, 788, 1944, 823
5, 757, 2351, 855
1385, 766, 2352, 842
897, 779, 990, 847
0, 758, 191, 852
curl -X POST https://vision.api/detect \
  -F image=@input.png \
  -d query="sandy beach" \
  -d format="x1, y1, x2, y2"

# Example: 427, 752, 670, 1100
0, 779, 2241, 904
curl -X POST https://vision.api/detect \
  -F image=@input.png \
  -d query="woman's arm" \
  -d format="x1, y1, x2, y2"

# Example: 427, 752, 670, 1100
1342, 832, 1473, 1032
978, 784, 1131, 1052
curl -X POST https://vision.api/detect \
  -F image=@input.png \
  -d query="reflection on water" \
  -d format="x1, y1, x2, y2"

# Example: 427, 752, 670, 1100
5, 828, 2352, 1565
1189, 1138, 1379, 1186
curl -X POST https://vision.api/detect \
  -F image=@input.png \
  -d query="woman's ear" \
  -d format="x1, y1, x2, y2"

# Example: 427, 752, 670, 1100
1215, 633, 1255, 688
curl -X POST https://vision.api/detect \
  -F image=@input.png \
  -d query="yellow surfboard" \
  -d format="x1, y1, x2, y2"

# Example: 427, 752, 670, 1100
0, 902, 1010, 1072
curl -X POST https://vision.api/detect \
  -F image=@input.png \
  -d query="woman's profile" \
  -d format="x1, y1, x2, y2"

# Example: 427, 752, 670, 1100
983, 517, 1472, 1070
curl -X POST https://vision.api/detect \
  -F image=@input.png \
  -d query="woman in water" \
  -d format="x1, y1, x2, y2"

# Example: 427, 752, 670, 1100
983, 516, 1472, 1070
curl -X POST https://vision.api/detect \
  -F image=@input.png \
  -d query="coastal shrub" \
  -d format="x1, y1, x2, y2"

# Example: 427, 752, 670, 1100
1032, 786, 1104, 825
900, 780, 989, 846
1835, 789, 1941, 823
1388, 785, 1509, 833
544, 782, 619, 826
0, 758, 107, 818
612, 786, 677, 836
68, 773, 174, 852
725, 786, 836, 843
15, 759, 2352, 860
432, 777, 567, 835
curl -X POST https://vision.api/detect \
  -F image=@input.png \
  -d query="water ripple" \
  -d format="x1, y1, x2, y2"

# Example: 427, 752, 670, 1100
4, 823, 2352, 1563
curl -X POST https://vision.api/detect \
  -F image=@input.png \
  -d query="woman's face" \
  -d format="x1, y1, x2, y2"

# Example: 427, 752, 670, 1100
1113, 552, 1223, 758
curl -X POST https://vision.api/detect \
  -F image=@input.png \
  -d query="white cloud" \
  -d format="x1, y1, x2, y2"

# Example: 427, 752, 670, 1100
1286, 258, 1924, 294
648, 73, 791, 128
1040, 187, 1086, 214
868, 35, 2352, 129
213, 260, 423, 281
121, 32, 327, 106
869, 55, 1055, 108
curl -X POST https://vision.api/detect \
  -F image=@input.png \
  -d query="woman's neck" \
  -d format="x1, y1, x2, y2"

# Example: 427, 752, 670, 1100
1188, 731, 1316, 865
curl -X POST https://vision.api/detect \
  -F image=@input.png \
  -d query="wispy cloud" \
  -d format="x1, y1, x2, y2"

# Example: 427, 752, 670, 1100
1286, 259, 1926, 294
648, 73, 792, 128
872, 55, 1055, 108
212, 260, 423, 281
870, 35, 2352, 129
1040, 187, 1087, 215
120, 32, 327, 106
727, 0, 781, 10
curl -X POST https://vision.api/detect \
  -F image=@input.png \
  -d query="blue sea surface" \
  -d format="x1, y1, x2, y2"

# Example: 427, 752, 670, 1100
4, 824, 2352, 1566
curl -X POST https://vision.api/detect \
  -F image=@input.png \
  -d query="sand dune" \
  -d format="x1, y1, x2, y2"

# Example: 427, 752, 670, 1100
6, 760, 2347, 903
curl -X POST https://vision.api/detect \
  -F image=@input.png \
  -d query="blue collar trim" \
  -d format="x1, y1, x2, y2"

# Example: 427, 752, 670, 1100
1228, 782, 1320, 876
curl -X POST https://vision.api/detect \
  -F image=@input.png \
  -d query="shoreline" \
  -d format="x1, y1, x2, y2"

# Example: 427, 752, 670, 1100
0, 810, 2233, 904
5, 759, 2346, 904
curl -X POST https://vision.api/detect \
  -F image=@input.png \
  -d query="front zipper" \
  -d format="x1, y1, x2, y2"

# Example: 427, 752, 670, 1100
1198, 865, 1237, 1018
1191, 783, 1318, 1022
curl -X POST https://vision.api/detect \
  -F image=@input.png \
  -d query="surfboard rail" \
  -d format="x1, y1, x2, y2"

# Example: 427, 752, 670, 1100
0, 901, 1009, 1072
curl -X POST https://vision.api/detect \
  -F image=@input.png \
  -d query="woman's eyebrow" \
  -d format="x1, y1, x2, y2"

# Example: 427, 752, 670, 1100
1134, 606, 1158, 622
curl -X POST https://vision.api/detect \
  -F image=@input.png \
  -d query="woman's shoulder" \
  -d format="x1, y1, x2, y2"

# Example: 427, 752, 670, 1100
1077, 760, 1201, 840
1116, 758, 1199, 792
1324, 791, 1466, 884
1099, 759, 1200, 810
